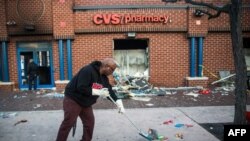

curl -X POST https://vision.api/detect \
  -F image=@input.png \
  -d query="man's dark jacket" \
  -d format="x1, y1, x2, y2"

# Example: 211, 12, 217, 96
65, 61, 118, 107
27, 62, 38, 78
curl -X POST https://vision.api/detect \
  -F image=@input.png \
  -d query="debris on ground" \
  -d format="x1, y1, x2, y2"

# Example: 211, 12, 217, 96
113, 71, 206, 99
175, 133, 183, 139
130, 97, 151, 102
145, 128, 168, 141
175, 123, 185, 128
14, 119, 28, 126
174, 123, 194, 128
184, 92, 199, 97
39, 92, 64, 98
198, 89, 211, 95
185, 124, 194, 128
33, 104, 42, 109
112, 69, 237, 101
0, 112, 17, 118
163, 120, 173, 125
145, 103, 154, 107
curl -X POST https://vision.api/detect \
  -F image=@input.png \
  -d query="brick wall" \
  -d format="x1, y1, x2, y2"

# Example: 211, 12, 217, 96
55, 81, 68, 91
186, 79, 209, 88
0, 0, 7, 40
0, 82, 15, 91
7, 40, 17, 84
242, 8, 250, 29
72, 34, 118, 75
188, 7, 208, 36
71, 33, 189, 87
1, 0, 250, 90
52, 0, 74, 39
0, 85, 14, 91
75, 0, 240, 6
6, 0, 53, 35
203, 33, 234, 83
53, 40, 60, 81
74, 0, 166, 6
75, 8, 187, 33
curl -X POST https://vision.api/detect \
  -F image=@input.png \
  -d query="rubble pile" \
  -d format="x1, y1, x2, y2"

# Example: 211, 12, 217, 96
112, 71, 236, 99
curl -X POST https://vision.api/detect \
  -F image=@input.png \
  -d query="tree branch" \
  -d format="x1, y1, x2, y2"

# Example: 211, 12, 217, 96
162, 0, 230, 13
196, 9, 222, 19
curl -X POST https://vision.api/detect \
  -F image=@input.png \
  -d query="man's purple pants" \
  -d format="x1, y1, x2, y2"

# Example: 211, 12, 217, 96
56, 96, 95, 141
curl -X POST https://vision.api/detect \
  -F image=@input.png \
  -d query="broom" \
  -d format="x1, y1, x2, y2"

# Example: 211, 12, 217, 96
107, 95, 155, 141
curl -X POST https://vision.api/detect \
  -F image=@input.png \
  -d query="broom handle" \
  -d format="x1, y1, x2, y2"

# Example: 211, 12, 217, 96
107, 95, 141, 132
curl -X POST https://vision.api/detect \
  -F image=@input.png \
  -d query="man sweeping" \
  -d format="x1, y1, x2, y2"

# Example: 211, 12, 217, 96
56, 58, 125, 141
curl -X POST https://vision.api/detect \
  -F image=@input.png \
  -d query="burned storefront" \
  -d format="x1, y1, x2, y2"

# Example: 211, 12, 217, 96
0, 0, 250, 91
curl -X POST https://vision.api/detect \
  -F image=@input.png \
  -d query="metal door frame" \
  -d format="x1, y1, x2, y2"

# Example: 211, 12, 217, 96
17, 42, 54, 89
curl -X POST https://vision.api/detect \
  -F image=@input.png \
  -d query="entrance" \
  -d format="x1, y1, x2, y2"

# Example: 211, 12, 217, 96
113, 39, 149, 77
17, 42, 54, 89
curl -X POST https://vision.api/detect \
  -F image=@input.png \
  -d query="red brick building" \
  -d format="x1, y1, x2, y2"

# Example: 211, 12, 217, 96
0, 0, 250, 91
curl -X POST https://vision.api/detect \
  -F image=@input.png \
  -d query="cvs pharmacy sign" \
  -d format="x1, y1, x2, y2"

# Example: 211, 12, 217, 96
93, 14, 171, 25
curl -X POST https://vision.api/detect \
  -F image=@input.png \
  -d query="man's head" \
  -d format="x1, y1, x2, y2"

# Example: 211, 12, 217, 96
100, 58, 118, 76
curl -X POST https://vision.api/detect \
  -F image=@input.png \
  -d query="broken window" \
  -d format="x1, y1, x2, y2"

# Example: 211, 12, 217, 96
113, 39, 149, 77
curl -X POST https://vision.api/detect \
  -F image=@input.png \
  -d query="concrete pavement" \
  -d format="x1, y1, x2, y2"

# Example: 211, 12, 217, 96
0, 106, 249, 141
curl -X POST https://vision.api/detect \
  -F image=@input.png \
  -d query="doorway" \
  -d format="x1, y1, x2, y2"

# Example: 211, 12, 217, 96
113, 39, 149, 77
17, 42, 54, 89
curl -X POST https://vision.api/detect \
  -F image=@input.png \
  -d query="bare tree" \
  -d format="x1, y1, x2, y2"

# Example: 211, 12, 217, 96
162, 0, 247, 124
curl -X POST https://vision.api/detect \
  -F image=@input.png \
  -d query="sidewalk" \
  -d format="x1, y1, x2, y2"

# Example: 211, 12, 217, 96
0, 106, 249, 141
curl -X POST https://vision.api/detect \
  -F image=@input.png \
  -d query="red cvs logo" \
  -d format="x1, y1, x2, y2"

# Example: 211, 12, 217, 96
93, 14, 121, 25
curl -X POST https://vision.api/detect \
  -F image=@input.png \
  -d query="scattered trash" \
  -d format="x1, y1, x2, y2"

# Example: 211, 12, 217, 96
161, 86, 203, 91
143, 128, 168, 141
40, 93, 64, 98
185, 124, 194, 128
198, 89, 211, 95
184, 92, 199, 97
33, 104, 41, 109
191, 98, 198, 101
222, 87, 235, 91
165, 91, 172, 95
147, 128, 158, 140
158, 135, 168, 141
54, 93, 65, 98
221, 92, 229, 96
175, 133, 183, 139
175, 123, 185, 128
163, 120, 173, 125
14, 119, 28, 126
211, 73, 235, 85
145, 103, 154, 106
213, 86, 235, 94
113, 72, 204, 98
174, 123, 194, 128
0, 112, 17, 118
130, 97, 151, 102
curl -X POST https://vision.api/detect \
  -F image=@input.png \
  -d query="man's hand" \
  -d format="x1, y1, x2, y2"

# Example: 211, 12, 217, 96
92, 88, 110, 98
115, 99, 125, 114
